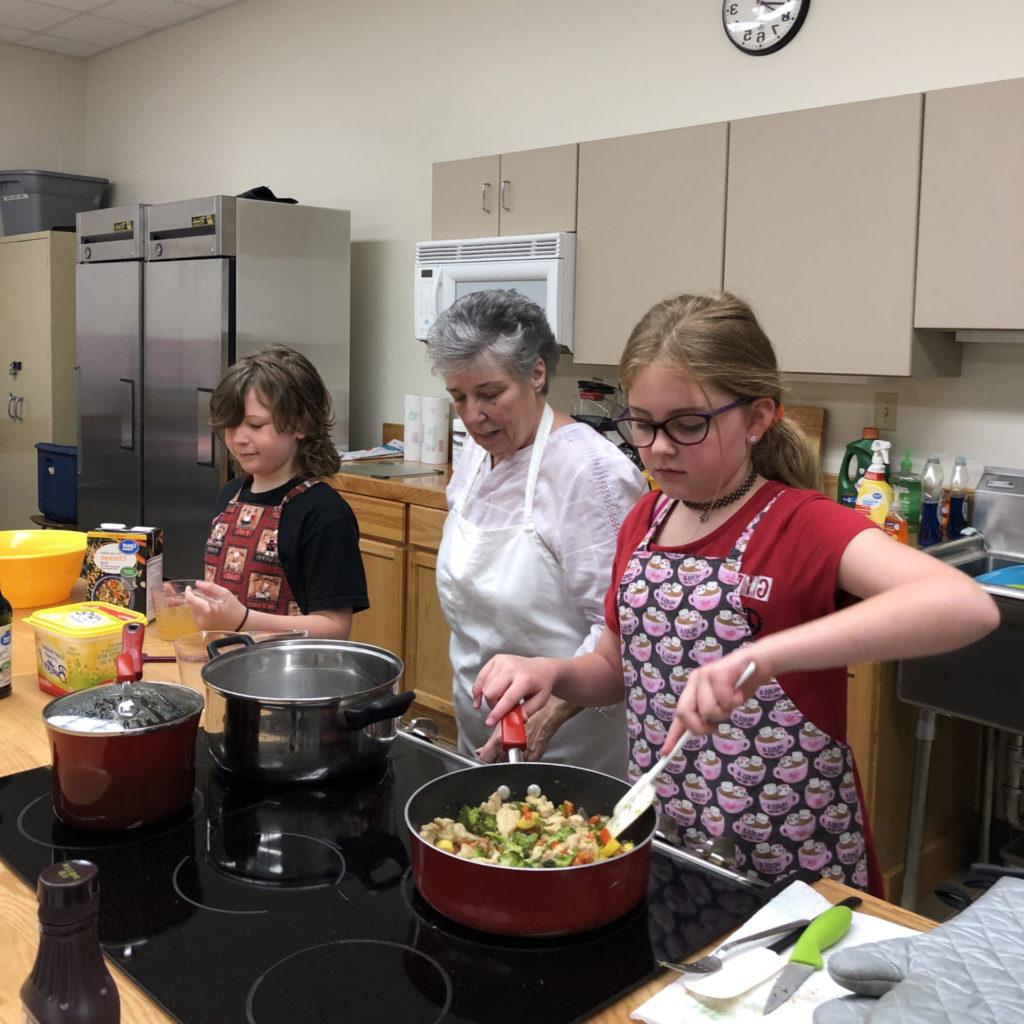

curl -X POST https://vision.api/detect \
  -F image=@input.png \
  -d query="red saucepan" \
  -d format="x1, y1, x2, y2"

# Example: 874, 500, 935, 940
42, 627, 204, 830
406, 710, 657, 936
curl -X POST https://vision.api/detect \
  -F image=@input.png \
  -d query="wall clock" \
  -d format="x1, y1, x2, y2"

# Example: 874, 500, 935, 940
722, 0, 809, 56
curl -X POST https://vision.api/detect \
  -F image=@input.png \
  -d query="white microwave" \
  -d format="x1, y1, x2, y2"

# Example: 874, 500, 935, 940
414, 232, 576, 351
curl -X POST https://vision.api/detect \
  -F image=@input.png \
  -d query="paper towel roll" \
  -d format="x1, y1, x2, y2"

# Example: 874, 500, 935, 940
403, 394, 423, 462
421, 396, 449, 466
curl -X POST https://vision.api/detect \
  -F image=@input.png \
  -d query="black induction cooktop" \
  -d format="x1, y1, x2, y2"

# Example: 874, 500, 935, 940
0, 731, 781, 1024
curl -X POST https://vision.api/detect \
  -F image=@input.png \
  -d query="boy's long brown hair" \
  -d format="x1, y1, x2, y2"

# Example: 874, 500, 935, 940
620, 293, 820, 491
210, 346, 340, 478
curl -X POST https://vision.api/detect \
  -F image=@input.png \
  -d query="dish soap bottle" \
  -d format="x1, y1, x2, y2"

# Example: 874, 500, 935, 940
837, 427, 881, 507
21, 860, 120, 1023
918, 454, 944, 548
890, 449, 922, 531
854, 440, 894, 526
947, 455, 970, 540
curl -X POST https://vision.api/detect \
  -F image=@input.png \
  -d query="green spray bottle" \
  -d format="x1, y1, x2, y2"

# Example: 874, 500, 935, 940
890, 449, 922, 529
837, 427, 881, 507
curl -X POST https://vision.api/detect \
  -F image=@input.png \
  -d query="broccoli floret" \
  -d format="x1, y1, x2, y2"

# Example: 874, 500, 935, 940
457, 805, 481, 832
498, 850, 523, 867
478, 811, 498, 834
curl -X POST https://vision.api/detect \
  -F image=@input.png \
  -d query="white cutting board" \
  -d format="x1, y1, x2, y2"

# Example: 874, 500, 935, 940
632, 881, 917, 1024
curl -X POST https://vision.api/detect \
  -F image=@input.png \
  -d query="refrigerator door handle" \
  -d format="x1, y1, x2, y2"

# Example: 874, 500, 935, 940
75, 367, 83, 475
196, 386, 216, 467
6, 394, 14, 421
119, 378, 135, 451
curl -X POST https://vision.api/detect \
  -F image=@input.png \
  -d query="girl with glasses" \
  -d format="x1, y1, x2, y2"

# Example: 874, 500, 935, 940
473, 292, 997, 894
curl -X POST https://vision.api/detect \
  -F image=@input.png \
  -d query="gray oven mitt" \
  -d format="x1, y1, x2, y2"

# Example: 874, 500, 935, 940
813, 877, 1024, 1024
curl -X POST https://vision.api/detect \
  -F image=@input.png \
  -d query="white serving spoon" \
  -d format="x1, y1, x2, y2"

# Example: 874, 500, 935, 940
604, 660, 757, 841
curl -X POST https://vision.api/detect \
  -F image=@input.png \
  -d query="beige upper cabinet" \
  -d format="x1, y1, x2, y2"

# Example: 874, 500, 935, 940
916, 78, 1024, 329
574, 124, 728, 365
431, 155, 500, 240
725, 94, 958, 377
431, 144, 577, 239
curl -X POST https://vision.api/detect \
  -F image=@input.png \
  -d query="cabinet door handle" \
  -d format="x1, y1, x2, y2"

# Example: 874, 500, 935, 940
481, 182, 491, 214
6, 394, 14, 420
500, 179, 510, 212
15, 396, 24, 422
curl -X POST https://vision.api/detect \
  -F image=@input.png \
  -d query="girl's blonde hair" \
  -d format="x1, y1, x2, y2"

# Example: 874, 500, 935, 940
620, 292, 820, 491
210, 345, 340, 478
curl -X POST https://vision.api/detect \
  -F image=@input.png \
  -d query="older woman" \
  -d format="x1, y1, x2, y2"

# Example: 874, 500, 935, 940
427, 290, 646, 776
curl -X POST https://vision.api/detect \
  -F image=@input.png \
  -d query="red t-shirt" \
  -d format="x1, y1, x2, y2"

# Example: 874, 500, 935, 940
604, 481, 877, 743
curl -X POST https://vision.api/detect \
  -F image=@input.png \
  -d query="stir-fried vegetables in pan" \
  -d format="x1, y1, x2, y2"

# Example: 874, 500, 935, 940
419, 784, 634, 867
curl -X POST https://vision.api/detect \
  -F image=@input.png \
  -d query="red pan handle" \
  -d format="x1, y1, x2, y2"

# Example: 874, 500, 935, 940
122, 622, 145, 681
501, 707, 528, 758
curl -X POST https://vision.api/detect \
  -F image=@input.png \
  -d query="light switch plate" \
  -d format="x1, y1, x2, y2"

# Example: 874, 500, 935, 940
874, 392, 898, 431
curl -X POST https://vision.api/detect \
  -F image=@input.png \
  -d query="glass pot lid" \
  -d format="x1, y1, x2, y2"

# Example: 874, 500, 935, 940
43, 681, 204, 735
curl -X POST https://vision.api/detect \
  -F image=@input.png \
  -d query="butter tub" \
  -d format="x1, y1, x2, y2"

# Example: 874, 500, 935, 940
26, 601, 147, 695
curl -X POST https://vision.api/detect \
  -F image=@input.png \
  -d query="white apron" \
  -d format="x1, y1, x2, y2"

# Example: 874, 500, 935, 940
436, 404, 627, 777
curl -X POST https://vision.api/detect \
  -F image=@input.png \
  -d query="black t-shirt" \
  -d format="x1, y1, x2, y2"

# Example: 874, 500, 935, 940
212, 476, 369, 615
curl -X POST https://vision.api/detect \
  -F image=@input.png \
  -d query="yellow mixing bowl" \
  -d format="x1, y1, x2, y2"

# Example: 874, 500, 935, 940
0, 530, 88, 608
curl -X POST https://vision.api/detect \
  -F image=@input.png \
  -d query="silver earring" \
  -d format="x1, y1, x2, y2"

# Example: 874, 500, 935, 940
749, 435, 759, 443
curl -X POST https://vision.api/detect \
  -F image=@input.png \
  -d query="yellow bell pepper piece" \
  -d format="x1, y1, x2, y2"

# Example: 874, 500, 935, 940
598, 838, 621, 859
436, 839, 455, 852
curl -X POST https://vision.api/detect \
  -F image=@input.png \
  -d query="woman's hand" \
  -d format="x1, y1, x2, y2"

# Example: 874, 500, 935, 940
474, 696, 578, 762
472, 655, 561, 727
184, 580, 247, 631
660, 649, 773, 756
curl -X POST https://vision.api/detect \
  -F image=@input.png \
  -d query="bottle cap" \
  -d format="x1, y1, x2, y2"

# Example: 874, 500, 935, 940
37, 860, 99, 926
863, 427, 881, 439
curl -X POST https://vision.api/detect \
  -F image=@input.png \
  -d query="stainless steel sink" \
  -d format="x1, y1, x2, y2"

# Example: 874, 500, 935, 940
898, 488, 1024, 732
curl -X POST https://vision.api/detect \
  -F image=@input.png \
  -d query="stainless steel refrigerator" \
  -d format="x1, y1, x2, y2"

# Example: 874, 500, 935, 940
76, 196, 350, 579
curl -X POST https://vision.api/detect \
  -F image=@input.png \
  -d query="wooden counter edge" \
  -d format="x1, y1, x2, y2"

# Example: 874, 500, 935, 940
326, 462, 452, 511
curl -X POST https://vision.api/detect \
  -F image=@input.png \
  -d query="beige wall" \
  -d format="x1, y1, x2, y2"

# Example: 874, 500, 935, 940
0, 42, 85, 173
78, 0, 1024, 468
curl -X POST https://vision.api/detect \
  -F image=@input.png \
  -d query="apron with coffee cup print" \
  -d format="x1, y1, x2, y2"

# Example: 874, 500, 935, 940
618, 493, 867, 889
204, 479, 316, 617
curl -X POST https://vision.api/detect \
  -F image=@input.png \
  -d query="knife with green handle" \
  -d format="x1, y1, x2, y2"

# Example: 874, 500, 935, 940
762, 902, 854, 1015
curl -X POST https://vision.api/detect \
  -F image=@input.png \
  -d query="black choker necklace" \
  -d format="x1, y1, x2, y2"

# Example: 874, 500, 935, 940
681, 467, 759, 524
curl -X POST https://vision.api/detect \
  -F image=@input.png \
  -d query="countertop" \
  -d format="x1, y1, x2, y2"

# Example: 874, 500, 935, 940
0, 592, 934, 1023
326, 460, 452, 510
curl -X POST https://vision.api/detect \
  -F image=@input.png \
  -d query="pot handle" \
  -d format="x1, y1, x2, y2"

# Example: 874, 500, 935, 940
206, 632, 255, 659
341, 691, 415, 730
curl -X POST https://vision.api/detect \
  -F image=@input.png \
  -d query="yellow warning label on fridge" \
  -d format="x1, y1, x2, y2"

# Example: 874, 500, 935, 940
191, 214, 215, 228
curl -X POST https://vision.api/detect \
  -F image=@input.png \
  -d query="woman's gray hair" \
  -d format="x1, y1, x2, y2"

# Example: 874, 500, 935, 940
425, 290, 559, 394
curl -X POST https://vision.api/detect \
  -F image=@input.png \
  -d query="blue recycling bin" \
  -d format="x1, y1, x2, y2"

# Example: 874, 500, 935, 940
35, 443, 77, 523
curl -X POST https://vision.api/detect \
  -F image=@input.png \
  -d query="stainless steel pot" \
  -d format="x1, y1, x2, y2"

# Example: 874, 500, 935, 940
201, 635, 413, 784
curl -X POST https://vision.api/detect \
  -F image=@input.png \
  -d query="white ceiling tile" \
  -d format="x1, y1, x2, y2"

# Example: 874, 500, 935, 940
0, 0, 74, 32
48, 11, 148, 43
0, 22, 30, 39
98, 0, 205, 30
20, 29, 101, 53
40, 0, 112, 11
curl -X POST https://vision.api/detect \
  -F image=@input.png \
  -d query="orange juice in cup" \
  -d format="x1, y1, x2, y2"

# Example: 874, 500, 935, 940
153, 580, 199, 641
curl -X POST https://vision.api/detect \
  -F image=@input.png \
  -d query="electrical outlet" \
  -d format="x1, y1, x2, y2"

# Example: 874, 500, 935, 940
874, 392, 898, 431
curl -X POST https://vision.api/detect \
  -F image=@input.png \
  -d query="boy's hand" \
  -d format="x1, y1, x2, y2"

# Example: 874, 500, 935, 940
184, 580, 246, 631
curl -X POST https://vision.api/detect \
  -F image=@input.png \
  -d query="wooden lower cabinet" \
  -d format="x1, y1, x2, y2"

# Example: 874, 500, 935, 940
332, 479, 456, 745
846, 661, 979, 902
348, 537, 405, 655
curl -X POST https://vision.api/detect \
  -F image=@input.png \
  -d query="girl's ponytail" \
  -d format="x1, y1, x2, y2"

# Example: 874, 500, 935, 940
752, 418, 820, 492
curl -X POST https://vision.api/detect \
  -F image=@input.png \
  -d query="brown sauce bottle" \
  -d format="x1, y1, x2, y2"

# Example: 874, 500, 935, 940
20, 860, 120, 1023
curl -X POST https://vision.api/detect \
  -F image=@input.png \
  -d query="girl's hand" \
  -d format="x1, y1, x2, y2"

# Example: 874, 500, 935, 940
184, 580, 246, 631
471, 655, 559, 727
660, 649, 774, 756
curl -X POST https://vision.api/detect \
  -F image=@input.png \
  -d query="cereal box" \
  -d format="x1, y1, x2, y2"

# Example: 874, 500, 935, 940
80, 526, 164, 622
